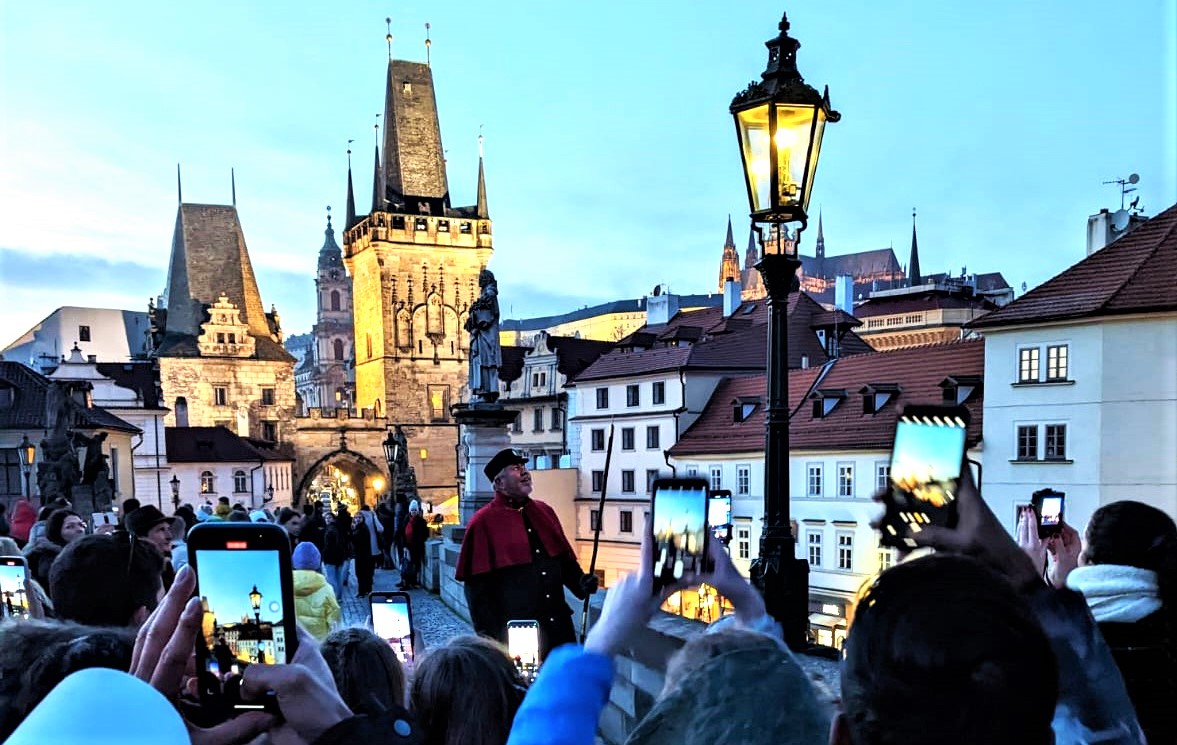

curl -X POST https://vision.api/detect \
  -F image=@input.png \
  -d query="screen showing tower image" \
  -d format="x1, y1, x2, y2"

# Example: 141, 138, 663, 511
195, 549, 289, 680
0, 561, 30, 621
651, 480, 709, 590
889, 414, 968, 509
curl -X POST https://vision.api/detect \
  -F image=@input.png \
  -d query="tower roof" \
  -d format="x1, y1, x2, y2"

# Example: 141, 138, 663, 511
318, 209, 343, 270
909, 209, 922, 284
724, 215, 735, 248
381, 59, 449, 204
476, 153, 488, 219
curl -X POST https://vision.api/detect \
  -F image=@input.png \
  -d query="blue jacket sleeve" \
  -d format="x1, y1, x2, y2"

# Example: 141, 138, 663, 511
507, 644, 614, 745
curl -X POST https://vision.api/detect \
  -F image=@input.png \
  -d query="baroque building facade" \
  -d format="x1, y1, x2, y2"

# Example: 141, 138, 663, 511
295, 210, 355, 412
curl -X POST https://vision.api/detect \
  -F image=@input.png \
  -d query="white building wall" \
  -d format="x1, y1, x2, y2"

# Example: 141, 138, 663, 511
168, 461, 293, 511
3, 307, 150, 367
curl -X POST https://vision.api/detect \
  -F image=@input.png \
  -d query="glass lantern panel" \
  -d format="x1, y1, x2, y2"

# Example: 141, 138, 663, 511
736, 105, 771, 213
773, 103, 819, 209
802, 109, 828, 213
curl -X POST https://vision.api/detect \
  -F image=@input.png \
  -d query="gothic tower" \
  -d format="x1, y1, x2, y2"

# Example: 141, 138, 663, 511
299, 208, 354, 410
716, 216, 741, 293
343, 54, 492, 501
741, 225, 766, 300
908, 208, 922, 286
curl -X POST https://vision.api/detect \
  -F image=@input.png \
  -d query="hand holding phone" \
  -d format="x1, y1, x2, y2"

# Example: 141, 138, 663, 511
370, 592, 414, 665
1031, 489, 1065, 539
650, 478, 711, 593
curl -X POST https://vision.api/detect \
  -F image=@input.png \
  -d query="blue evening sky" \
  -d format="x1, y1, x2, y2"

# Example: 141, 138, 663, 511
1, 1, 1173, 340
196, 549, 285, 624
891, 420, 967, 483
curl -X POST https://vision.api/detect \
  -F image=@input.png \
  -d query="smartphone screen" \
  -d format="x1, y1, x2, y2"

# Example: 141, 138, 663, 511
881, 407, 969, 548
1032, 489, 1065, 538
0, 558, 30, 621
1039, 496, 1063, 527
708, 491, 732, 542
507, 620, 541, 680
371, 593, 414, 664
651, 478, 709, 592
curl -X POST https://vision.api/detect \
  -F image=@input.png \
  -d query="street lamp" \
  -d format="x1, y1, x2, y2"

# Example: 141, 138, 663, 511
170, 474, 181, 509
731, 11, 839, 652
18, 434, 35, 502
383, 429, 401, 506
249, 585, 262, 625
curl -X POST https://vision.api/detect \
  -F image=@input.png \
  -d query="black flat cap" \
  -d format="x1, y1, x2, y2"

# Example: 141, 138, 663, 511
484, 448, 528, 482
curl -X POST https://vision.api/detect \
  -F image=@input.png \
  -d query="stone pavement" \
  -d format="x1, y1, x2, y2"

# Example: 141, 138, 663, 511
337, 562, 472, 649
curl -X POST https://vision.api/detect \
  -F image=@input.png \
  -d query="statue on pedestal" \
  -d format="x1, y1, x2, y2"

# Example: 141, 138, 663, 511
465, 269, 502, 405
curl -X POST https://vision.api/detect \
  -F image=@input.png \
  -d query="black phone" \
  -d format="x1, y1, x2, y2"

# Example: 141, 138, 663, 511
370, 591, 414, 665
708, 490, 733, 544
0, 556, 31, 621
650, 477, 711, 592
879, 404, 971, 549
1031, 489, 1065, 539
187, 523, 299, 716
507, 619, 541, 682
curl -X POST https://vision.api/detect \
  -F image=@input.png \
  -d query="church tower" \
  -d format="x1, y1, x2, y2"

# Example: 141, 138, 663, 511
299, 208, 354, 411
716, 216, 741, 294
741, 225, 766, 300
343, 51, 492, 500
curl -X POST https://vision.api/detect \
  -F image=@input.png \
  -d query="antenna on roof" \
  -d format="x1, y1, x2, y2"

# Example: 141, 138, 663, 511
425, 22, 432, 66
231, 168, 237, 207
386, 17, 393, 60
176, 163, 183, 204
1102, 173, 1140, 210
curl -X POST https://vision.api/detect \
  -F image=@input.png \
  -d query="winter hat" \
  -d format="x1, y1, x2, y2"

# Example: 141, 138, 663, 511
293, 541, 322, 570
249, 509, 269, 523
409, 500, 421, 513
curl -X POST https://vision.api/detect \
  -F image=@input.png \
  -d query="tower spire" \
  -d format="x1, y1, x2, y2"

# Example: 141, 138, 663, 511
475, 130, 488, 219
371, 118, 384, 212
909, 208, 922, 286
425, 22, 432, 66
231, 168, 237, 207
815, 208, 826, 260
345, 141, 357, 228
176, 163, 183, 204
717, 216, 741, 293
724, 214, 735, 248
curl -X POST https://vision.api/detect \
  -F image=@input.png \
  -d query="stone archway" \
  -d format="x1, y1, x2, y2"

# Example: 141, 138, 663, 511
296, 449, 389, 512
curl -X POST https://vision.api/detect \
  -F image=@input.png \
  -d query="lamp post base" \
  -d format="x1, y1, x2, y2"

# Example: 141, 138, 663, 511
750, 534, 810, 651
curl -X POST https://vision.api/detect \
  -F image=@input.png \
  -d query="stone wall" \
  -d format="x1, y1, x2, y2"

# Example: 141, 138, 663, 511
159, 355, 297, 444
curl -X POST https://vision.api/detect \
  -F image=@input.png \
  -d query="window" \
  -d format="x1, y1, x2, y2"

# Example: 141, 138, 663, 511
875, 462, 890, 492
591, 429, 605, 451
591, 471, 605, 493
837, 533, 854, 571
213, 387, 228, 406
330, 290, 340, 311
428, 385, 449, 422
621, 427, 635, 451
200, 471, 215, 494
837, 464, 855, 498
233, 470, 248, 493
533, 409, 544, 432
1045, 424, 1067, 460
736, 523, 751, 560
1017, 425, 1039, 460
626, 384, 640, 407
621, 470, 635, 493
175, 397, 189, 428
1018, 347, 1040, 383
512, 413, 522, 433
551, 408, 563, 430
646, 426, 660, 449
78, 325, 91, 342
595, 388, 609, 409
0, 449, 21, 496
652, 381, 666, 405
261, 388, 275, 406
589, 509, 600, 531
737, 464, 751, 495
216, 332, 226, 344
646, 469, 660, 494
619, 510, 633, 533
807, 531, 823, 567
532, 370, 547, 388
334, 338, 345, 361
1046, 345, 1069, 381
806, 464, 823, 497
686, 465, 699, 477
878, 547, 895, 572
710, 466, 722, 491
261, 421, 277, 442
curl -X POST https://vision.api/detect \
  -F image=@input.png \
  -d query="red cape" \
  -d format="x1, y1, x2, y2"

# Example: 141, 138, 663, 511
456, 492, 575, 580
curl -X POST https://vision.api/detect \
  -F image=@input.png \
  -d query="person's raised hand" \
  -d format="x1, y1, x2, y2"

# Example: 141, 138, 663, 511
131, 564, 273, 745
579, 573, 599, 596
1015, 506, 1047, 573
694, 534, 766, 626
1047, 519, 1082, 588
908, 461, 1041, 592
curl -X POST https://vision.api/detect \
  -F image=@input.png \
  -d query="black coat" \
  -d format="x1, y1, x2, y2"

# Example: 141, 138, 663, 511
406, 514, 428, 561
322, 521, 351, 566
1099, 610, 1177, 745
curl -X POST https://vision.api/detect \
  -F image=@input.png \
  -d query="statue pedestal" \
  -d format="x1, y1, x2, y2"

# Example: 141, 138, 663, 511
453, 403, 519, 525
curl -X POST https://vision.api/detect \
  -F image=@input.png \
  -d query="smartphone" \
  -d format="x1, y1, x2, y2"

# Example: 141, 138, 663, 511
1032, 489, 1065, 539
507, 619, 541, 681
187, 523, 298, 716
650, 477, 711, 592
91, 511, 118, 532
708, 490, 733, 544
370, 592, 414, 665
0, 557, 31, 621
879, 405, 970, 549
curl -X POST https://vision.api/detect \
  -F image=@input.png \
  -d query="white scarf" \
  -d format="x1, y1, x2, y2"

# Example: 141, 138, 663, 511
1065, 564, 1161, 623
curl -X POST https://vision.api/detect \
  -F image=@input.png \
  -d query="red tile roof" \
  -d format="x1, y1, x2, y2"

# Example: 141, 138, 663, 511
669, 339, 985, 456
970, 203, 1177, 329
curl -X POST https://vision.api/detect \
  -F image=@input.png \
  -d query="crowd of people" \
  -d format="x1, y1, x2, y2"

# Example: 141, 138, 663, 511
0, 447, 1173, 745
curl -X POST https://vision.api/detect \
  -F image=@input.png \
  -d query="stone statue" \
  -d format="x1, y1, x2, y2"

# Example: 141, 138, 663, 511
465, 269, 502, 404
37, 382, 80, 504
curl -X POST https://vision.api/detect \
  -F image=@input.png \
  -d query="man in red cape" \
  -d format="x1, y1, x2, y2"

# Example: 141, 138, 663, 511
457, 448, 597, 659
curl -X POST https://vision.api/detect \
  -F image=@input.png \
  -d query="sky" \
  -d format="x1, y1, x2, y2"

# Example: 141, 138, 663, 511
1, 1, 1174, 342
195, 549, 285, 624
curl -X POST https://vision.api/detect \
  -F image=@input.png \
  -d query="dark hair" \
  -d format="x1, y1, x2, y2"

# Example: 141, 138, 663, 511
1084, 500, 1177, 612
19, 629, 135, 718
228, 509, 251, 522
410, 635, 524, 745
841, 554, 1057, 745
122, 498, 141, 514
277, 507, 300, 526
36, 506, 55, 522
320, 627, 406, 716
45, 510, 82, 546
173, 505, 197, 536
49, 534, 165, 627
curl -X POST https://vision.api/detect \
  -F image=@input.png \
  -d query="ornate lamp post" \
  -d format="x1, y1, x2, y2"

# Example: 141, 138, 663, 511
249, 585, 262, 625
170, 474, 181, 509
383, 429, 400, 505
731, 11, 839, 651
18, 434, 35, 502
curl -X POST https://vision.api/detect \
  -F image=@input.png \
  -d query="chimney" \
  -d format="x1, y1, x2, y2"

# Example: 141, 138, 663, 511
723, 278, 742, 317
834, 274, 854, 316
646, 291, 680, 326
1087, 209, 1113, 256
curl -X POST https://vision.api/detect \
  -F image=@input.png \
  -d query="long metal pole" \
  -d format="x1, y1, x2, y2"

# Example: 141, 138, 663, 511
580, 423, 615, 642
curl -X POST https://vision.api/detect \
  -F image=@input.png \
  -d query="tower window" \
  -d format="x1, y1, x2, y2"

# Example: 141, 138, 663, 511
330, 290, 340, 311
334, 338, 345, 361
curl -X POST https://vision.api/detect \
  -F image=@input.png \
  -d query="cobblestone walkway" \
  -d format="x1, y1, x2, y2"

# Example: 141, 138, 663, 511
337, 563, 472, 650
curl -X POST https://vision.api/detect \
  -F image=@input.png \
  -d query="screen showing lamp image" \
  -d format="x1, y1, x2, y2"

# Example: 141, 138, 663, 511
889, 415, 967, 507
195, 549, 288, 681
372, 599, 414, 664
0, 562, 30, 621
652, 483, 708, 587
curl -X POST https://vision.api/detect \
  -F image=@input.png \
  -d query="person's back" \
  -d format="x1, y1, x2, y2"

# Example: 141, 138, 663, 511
836, 554, 1057, 745
291, 542, 339, 640
411, 635, 524, 745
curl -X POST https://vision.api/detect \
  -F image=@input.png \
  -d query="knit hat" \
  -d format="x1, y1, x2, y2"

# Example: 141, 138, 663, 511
249, 509, 269, 523
292, 541, 322, 570
409, 500, 420, 513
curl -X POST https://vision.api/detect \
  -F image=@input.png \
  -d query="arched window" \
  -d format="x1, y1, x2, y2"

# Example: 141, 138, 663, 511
175, 397, 189, 428
234, 470, 248, 493
330, 290, 341, 311
200, 470, 214, 494
333, 338, 345, 361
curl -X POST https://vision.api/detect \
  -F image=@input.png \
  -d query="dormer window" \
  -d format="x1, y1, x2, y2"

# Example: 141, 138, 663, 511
939, 375, 982, 405
811, 389, 848, 418
860, 384, 900, 414
732, 396, 759, 423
